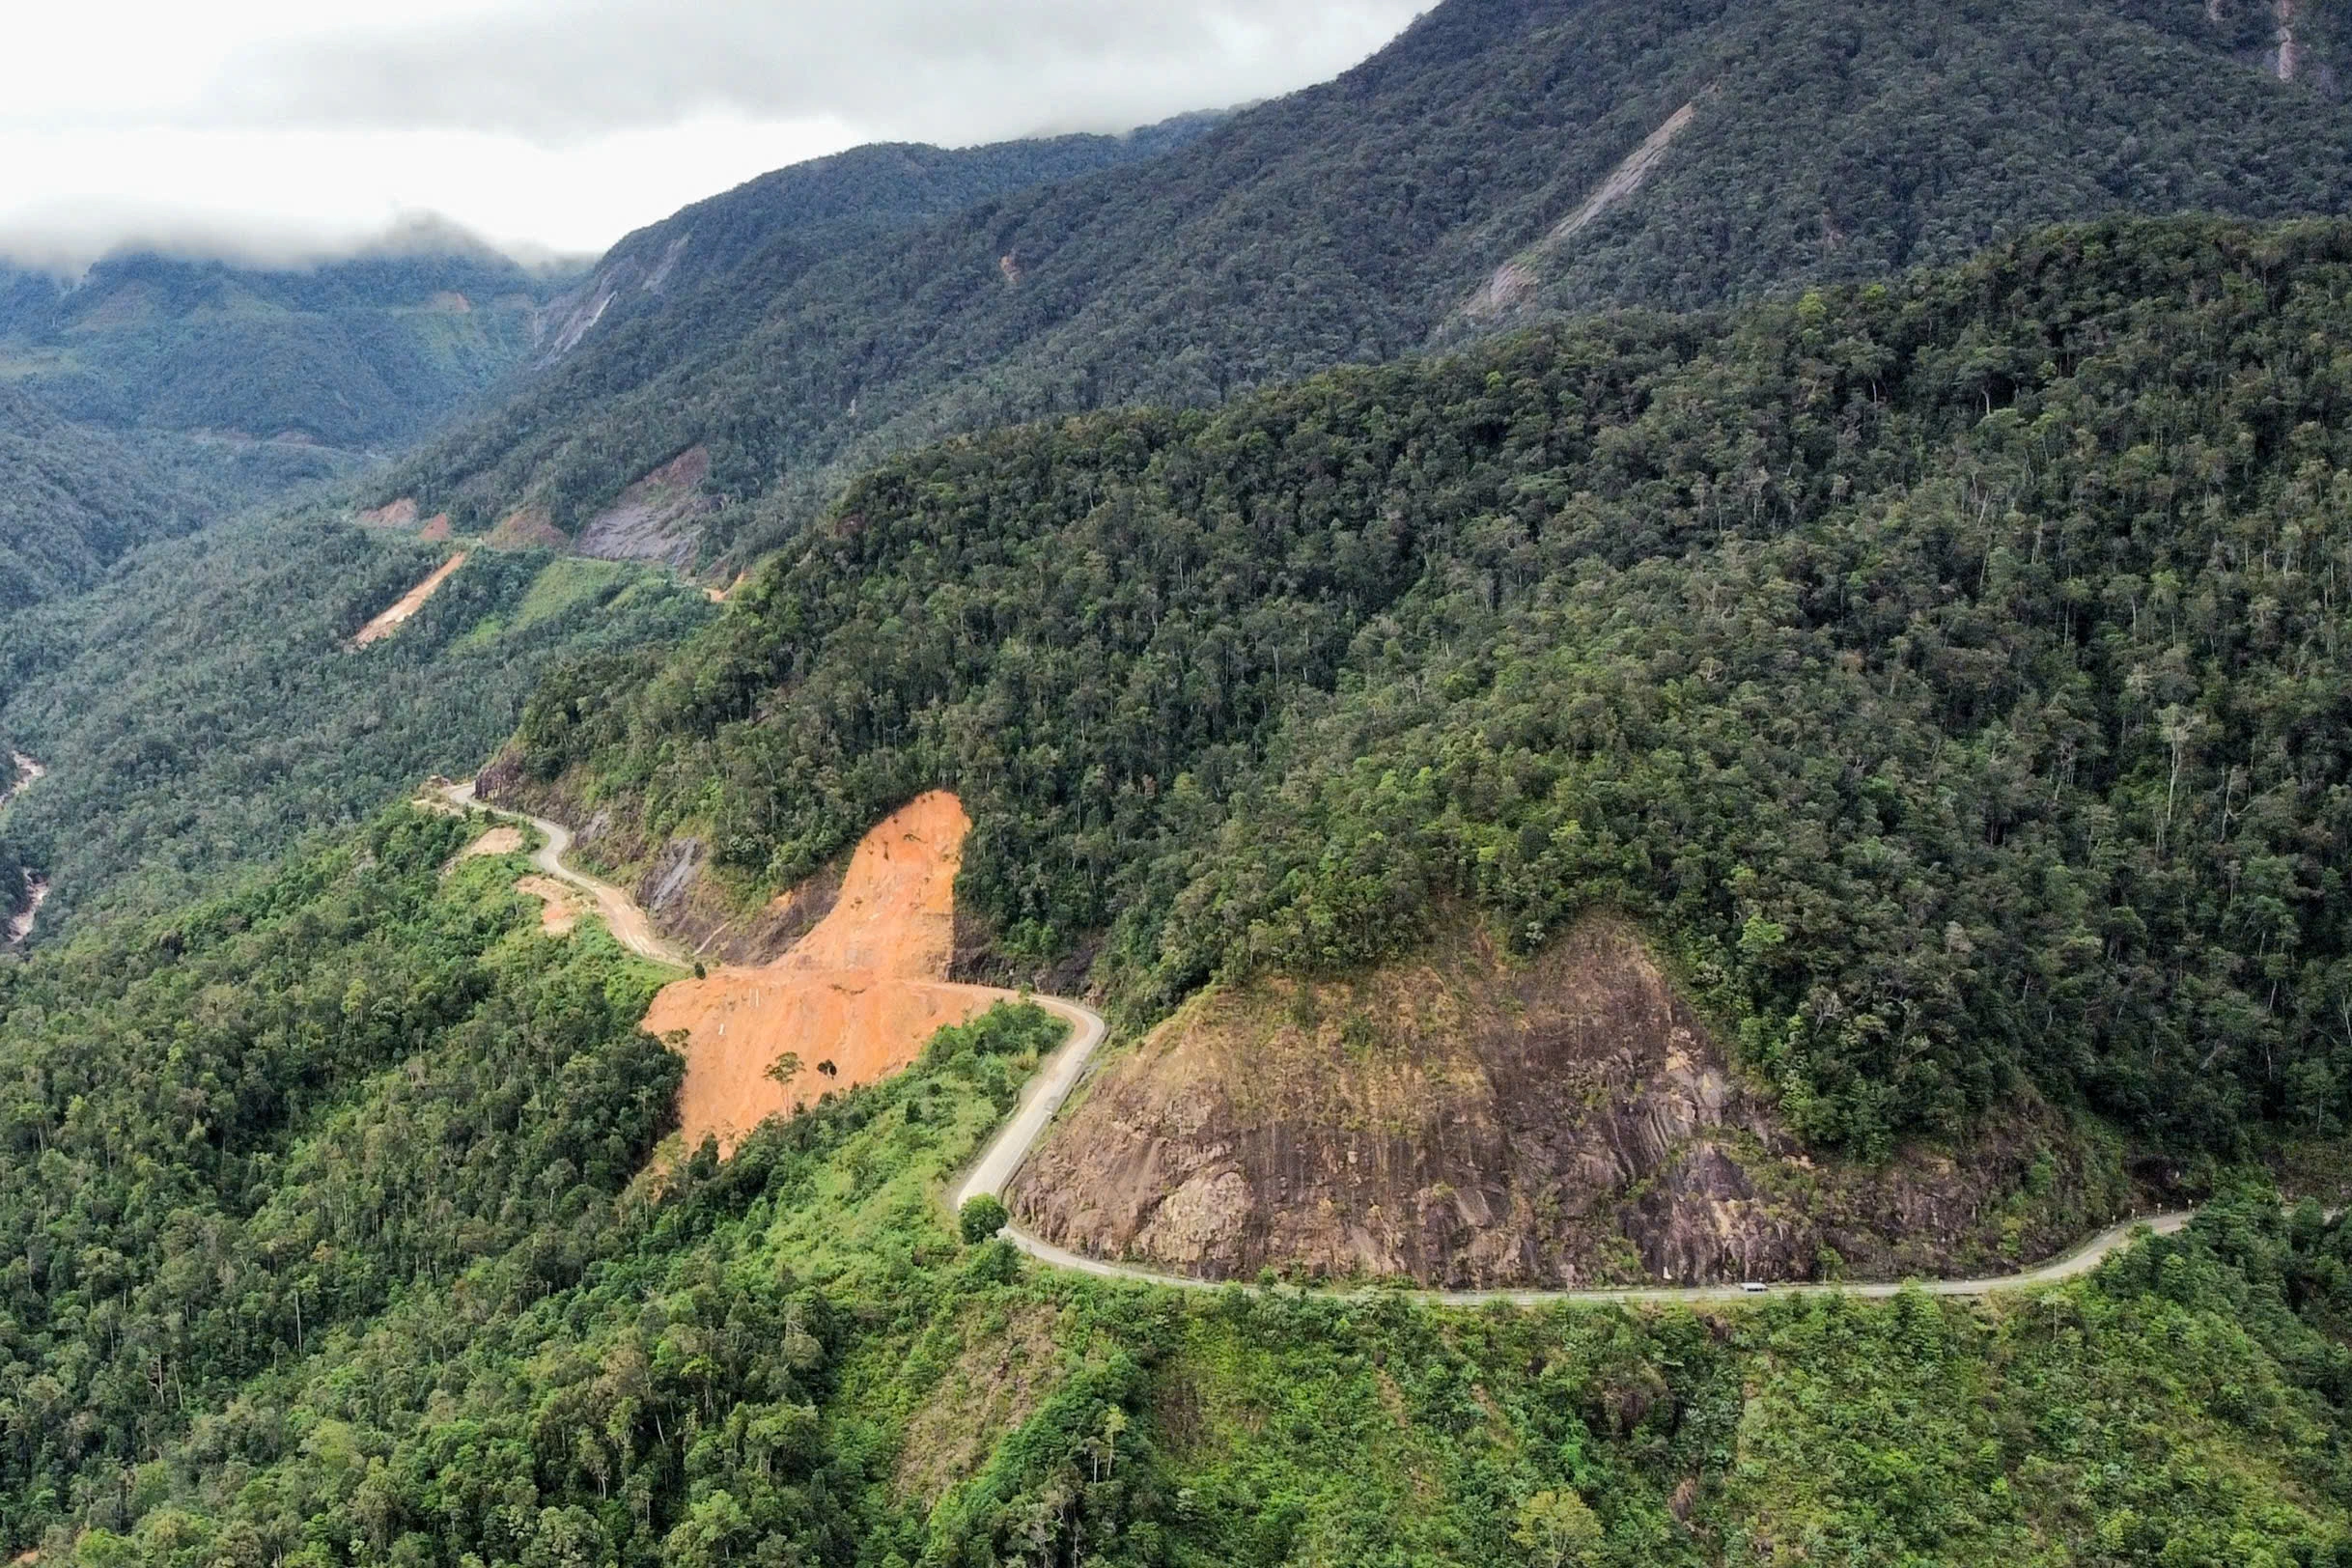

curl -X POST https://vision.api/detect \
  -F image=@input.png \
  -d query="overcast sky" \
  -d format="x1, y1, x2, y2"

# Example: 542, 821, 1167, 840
0, 0, 1425, 272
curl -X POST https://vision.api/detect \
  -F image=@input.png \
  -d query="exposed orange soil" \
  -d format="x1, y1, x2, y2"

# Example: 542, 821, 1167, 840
352, 553, 468, 647
705, 572, 748, 604
489, 506, 566, 549
644, 791, 1003, 1154
358, 497, 419, 528
516, 874, 581, 935
419, 514, 453, 542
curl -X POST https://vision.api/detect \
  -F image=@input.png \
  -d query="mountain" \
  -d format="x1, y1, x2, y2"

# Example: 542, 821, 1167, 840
531, 115, 1224, 364
0, 509, 713, 938
0, 241, 568, 453
0, 385, 205, 607
0, 122, 1222, 519
13, 4, 2352, 1557
492, 215, 2352, 1236
0, 805, 2343, 1563
380, 0, 2352, 573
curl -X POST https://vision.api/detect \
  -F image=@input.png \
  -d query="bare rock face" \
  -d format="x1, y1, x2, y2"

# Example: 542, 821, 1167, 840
574, 446, 715, 569
473, 764, 839, 967
1010, 918, 2123, 1287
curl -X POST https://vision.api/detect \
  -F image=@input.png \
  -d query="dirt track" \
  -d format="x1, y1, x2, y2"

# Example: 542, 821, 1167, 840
354, 553, 468, 647
439, 780, 679, 962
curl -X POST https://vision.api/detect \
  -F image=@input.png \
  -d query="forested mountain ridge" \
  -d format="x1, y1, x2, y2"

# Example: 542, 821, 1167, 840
0, 809, 2347, 1562
532, 114, 1222, 364
379, 0, 2352, 573
0, 122, 1221, 520
0, 242, 570, 454
504, 215, 2352, 1173
0, 514, 712, 939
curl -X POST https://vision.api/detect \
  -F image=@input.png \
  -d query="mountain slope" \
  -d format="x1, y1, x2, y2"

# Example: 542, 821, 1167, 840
0, 511, 713, 937
497, 215, 2352, 1178
0, 385, 203, 607
0, 823, 2344, 1561
0, 241, 567, 452
532, 115, 1222, 363
0, 120, 1220, 509
386, 0, 2352, 570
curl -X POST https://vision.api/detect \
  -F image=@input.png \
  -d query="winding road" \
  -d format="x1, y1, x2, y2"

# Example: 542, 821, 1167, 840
439, 780, 685, 965
444, 777, 2196, 1306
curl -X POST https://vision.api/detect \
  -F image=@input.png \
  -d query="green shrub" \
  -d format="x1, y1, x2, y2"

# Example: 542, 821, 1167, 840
960, 1193, 1010, 1245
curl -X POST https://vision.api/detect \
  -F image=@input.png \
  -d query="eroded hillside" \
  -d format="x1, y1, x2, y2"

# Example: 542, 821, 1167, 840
642, 791, 1005, 1152
1010, 917, 2124, 1286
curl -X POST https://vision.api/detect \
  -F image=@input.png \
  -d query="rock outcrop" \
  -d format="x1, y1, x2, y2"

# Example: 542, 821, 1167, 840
574, 446, 715, 569
1009, 918, 2125, 1287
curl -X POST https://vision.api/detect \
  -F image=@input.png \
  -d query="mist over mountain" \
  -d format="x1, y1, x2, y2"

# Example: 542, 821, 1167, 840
376, 0, 2352, 574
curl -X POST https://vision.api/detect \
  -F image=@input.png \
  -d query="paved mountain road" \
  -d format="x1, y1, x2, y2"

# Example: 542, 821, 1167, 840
440, 780, 686, 966
952, 994, 2195, 1304
444, 776, 2197, 1305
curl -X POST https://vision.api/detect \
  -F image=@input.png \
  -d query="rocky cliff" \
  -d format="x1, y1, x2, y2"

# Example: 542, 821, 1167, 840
1008, 918, 2131, 1287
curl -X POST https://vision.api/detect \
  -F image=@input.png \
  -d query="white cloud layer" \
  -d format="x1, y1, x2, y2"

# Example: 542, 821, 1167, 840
0, 0, 1421, 269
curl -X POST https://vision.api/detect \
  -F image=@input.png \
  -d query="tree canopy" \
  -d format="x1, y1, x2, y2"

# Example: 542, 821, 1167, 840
517, 215, 2352, 1159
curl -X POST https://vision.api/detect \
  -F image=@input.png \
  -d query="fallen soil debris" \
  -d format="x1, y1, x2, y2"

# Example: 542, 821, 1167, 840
643, 791, 1002, 1154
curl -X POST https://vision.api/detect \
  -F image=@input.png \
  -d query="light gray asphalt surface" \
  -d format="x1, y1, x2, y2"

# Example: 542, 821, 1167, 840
443, 780, 686, 966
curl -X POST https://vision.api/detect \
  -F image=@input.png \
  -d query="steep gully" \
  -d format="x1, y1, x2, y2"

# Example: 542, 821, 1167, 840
2, 754, 46, 945
446, 781, 2197, 1305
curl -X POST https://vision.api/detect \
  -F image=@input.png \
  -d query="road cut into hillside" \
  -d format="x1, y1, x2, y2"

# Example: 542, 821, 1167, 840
353, 552, 467, 646
439, 779, 677, 960
641, 791, 1011, 1154
443, 777, 2202, 1302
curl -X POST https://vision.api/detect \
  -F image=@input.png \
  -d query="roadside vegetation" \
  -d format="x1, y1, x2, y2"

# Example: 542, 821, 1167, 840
0, 813, 2342, 1565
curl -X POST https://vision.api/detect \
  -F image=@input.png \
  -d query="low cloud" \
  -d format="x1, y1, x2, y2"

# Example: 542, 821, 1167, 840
0, 206, 554, 279
206, 0, 1423, 146
0, 1, 1421, 268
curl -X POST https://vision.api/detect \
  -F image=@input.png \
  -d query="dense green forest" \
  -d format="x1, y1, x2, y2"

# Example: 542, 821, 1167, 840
509, 215, 2352, 1162
0, 117, 1218, 501
0, 517, 711, 936
0, 389, 213, 610
0, 245, 565, 454
533, 115, 1220, 366
379, 0, 2352, 572
0, 816, 2345, 1563
12, 0, 2352, 1545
